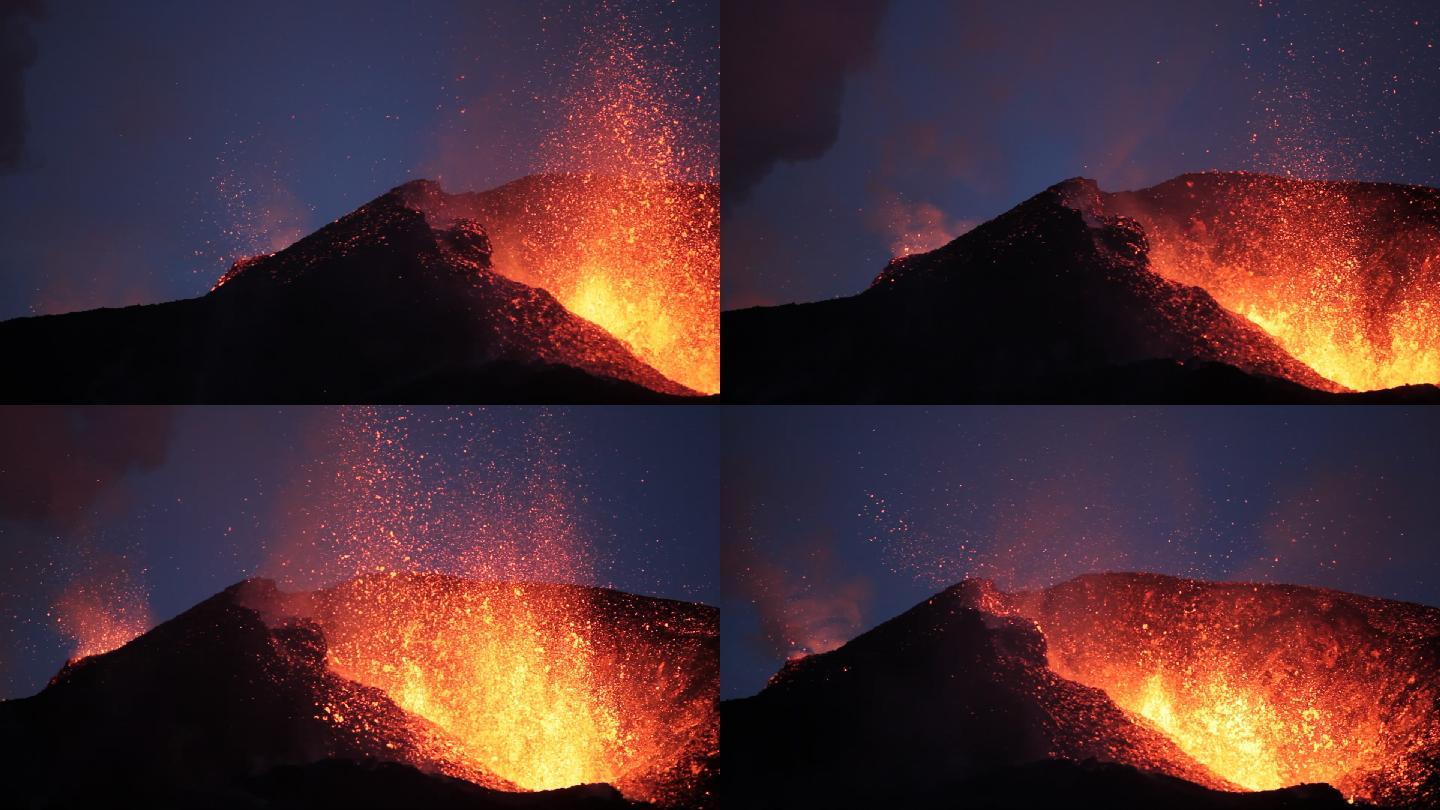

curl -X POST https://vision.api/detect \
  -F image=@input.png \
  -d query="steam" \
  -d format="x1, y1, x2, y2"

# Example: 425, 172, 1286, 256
866, 190, 975, 257
723, 534, 871, 659
52, 553, 152, 660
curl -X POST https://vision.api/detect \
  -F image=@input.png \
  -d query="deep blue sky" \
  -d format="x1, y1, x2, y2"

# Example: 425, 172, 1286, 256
0, 406, 719, 700
722, 0, 1440, 308
722, 407, 1440, 698
0, 0, 716, 320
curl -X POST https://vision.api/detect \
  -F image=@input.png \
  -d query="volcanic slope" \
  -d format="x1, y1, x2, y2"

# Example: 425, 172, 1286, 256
403, 174, 720, 395
722, 172, 1440, 403
0, 177, 700, 403
724, 573, 1440, 809
0, 576, 718, 810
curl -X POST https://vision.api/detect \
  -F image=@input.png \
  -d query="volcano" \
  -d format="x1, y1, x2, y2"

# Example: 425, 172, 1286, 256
0, 175, 715, 403
724, 573, 1440, 809
723, 172, 1440, 403
0, 575, 718, 809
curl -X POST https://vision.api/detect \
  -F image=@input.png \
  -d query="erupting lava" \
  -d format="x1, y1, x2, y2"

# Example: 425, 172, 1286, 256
325, 581, 624, 791
988, 573, 1440, 805
466, 12, 719, 394
1109, 173, 1440, 391
52, 567, 152, 660
299, 574, 718, 805
440, 173, 718, 396
248, 409, 718, 806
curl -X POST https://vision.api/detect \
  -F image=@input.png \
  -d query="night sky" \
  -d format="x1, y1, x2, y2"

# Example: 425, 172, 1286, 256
0, 0, 716, 320
0, 406, 719, 700
722, 407, 1440, 698
722, 0, 1440, 308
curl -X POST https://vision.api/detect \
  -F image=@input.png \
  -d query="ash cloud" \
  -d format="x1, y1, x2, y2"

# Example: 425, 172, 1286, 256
721, 0, 890, 205
722, 530, 872, 661
0, 407, 174, 527
0, 0, 43, 172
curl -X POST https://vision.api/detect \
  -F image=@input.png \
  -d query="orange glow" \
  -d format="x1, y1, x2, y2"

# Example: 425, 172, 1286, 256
52, 567, 151, 660
992, 574, 1440, 805
870, 193, 975, 258
257, 409, 717, 805
462, 175, 718, 395
518, 12, 718, 394
1061, 661, 1386, 793
309, 575, 716, 803
1112, 174, 1440, 391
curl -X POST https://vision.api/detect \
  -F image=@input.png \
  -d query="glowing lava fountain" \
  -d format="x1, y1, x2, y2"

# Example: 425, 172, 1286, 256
243, 574, 718, 807
522, 10, 718, 395
390, 12, 720, 395
1109, 173, 1440, 392
435, 173, 718, 396
244, 408, 718, 806
985, 573, 1440, 806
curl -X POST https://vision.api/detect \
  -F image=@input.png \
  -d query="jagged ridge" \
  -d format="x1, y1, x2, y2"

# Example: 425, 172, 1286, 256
0, 177, 697, 403
0, 575, 718, 809
722, 172, 1440, 403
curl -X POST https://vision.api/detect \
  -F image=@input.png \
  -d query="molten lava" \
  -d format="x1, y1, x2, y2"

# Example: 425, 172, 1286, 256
294, 574, 717, 806
991, 573, 1440, 806
516, 10, 718, 394
450, 174, 718, 395
249, 409, 717, 806
1109, 173, 1440, 391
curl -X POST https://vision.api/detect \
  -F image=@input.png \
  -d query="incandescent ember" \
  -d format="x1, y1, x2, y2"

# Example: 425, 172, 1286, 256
0, 575, 718, 809
726, 572, 1440, 808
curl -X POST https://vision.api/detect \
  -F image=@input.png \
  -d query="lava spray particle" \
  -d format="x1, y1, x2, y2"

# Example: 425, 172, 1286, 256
1011, 575, 1435, 805
481, 7, 719, 394
52, 562, 152, 660
262, 408, 715, 804
1116, 175, 1440, 391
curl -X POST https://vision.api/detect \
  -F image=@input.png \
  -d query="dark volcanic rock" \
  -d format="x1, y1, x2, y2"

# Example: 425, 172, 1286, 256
951, 760, 1350, 810
0, 576, 716, 809
244, 760, 635, 810
0, 579, 439, 808
723, 582, 1226, 809
0, 178, 695, 403
724, 576, 1435, 809
722, 174, 1440, 403
1003, 572, 1440, 809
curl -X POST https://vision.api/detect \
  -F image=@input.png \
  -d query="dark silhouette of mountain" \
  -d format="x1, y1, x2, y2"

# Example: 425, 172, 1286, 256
724, 574, 1440, 809
722, 172, 1440, 403
0, 178, 699, 403
0, 576, 718, 809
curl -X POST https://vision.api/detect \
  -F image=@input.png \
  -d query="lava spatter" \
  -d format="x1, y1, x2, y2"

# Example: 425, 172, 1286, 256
512, 8, 719, 394
296, 574, 718, 806
52, 564, 152, 660
250, 408, 718, 807
991, 573, 1440, 806
729, 573, 1440, 808
1109, 172, 1440, 391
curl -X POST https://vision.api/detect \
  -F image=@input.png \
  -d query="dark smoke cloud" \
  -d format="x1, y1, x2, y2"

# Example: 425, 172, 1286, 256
0, 407, 174, 527
721, 0, 890, 205
0, 0, 43, 172
722, 528, 872, 661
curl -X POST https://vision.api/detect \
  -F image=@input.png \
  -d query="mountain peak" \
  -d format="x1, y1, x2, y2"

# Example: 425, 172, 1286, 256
0, 175, 703, 402
725, 170, 1427, 402
390, 177, 449, 212
2, 575, 717, 808
728, 573, 1438, 807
